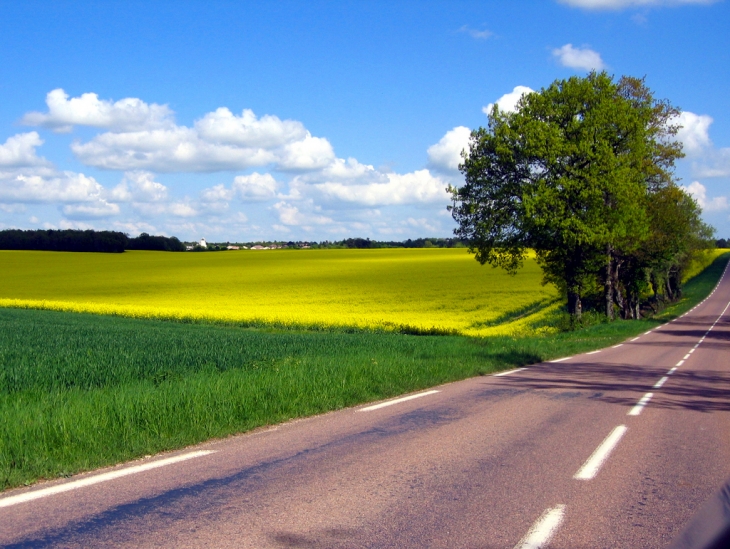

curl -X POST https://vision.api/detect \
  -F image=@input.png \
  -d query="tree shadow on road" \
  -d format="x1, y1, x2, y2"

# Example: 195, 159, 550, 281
495, 360, 730, 414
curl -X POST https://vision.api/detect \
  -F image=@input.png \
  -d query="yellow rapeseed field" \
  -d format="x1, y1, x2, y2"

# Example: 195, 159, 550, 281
0, 248, 563, 336
1, 248, 722, 336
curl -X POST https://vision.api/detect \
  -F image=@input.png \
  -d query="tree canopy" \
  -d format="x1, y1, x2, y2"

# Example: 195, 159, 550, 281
450, 72, 714, 321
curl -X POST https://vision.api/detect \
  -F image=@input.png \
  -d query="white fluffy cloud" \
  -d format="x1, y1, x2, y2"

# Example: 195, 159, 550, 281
482, 86, 535, 115
558, 0, 717, 9
427, 126, 471, 172
0, 171, 106, 204
194, 108, 307, 148
24, 90, 336, 173
232, 173, 279, 201
111, 171, 169, 203
10, 89, 468, 237
0, 132, 50, 168
671, 111, 730, 177
682, 181, 729, 212
552, 44, 606, 71
272, 201, 334, 227
312, 170, 449, 207
675, 111, 713, 154
22, 89, 174, 133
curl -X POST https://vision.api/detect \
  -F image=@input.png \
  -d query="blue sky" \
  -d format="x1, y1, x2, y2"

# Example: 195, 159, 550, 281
0, 0, 728, 242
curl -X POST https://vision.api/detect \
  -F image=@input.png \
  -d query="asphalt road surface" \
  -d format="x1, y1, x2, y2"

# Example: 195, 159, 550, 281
2, 264, 729, 548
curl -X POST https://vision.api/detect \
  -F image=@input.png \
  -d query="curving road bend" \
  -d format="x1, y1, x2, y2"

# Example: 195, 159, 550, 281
2, 263, 730, 548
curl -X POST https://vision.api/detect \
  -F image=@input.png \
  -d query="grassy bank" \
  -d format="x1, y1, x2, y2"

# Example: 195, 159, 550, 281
1, 252, 727, 491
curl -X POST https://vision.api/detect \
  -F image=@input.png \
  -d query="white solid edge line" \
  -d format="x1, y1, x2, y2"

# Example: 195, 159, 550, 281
494, 367, 527, 377
513, 504, 567, 549
628, 393, 654, 416
654, 376, 669, 389
550, 357, 572, 363
359, 390, 440, 412
574, 425, 628, 480
0, 450, 216, 509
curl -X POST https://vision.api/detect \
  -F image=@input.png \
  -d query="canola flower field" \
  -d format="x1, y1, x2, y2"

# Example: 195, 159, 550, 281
0, 248, 565, 336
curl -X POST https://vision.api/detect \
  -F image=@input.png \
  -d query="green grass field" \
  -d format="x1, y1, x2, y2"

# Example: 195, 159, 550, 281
1, 251, 727, 491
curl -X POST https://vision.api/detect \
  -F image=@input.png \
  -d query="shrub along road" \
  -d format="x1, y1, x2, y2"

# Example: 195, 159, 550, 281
1, 267, 729, 547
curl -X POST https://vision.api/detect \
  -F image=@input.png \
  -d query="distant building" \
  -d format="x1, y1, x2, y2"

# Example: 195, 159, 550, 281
227, 245, 240, 250
199, 238, 207, 248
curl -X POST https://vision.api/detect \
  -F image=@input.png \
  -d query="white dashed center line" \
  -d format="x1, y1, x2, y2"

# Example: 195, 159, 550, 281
628, 393, 654, 416
574, 425, 628, 480
514, 504, 566, 549
653, 377, 669, 389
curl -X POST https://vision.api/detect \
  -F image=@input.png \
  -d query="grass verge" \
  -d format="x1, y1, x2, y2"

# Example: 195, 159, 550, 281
1, 252, 727, 491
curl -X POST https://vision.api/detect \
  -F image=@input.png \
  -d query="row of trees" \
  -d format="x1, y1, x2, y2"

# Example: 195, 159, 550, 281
0, 230, 184, 253
450, 72, 714, 322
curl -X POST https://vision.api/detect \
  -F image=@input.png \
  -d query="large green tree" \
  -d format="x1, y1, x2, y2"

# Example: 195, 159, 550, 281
450, 72, 694, 320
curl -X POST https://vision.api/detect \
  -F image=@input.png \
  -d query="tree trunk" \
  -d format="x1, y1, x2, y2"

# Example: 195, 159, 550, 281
614, 283, 626, 319
568, 290, 582, 321
605, 245, 614, 320
649, 272, 659, 312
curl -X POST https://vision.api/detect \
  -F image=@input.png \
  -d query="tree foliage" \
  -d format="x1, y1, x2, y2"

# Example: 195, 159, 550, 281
450, 72, 713, 321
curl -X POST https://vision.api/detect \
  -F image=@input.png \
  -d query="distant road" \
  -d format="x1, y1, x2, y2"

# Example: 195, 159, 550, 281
2, 266, 730, 548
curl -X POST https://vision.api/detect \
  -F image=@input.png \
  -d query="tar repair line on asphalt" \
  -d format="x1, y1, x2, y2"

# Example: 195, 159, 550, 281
358, 390, 440, 412
0, 450, 216, 509
513, 504, 566, 549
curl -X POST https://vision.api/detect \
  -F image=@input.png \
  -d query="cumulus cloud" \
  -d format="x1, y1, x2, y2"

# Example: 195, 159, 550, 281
111, 171, 169, 203
22, 89, 174, 133
558, 0, 717, 9
272, 201, 334, 227
675, 111, 713, 154
27, 89, 339, 173
312, 170, 449, 207
194, 108, 307, 148
70, 126, 278, 172
427, 126, 471, 172
669, 111, 730, 178
0, 171, 107, 204
482, 86, 535, 115
0, 132, 50, 168
552, 44, 606, 71
232, 172, 279, 201
682, 181, 729, 212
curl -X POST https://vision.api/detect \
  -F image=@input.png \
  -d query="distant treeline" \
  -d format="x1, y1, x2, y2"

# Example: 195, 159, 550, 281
0, 230, 184, 253
329, 237, 467, 249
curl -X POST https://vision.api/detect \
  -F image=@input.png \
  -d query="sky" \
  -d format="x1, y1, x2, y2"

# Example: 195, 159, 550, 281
0, 0, 728, 242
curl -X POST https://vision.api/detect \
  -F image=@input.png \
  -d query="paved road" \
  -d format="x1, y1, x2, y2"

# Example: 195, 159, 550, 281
2, 264, 730, 548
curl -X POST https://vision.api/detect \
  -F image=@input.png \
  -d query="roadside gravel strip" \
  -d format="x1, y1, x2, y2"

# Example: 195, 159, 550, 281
1, 261, 729, 547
